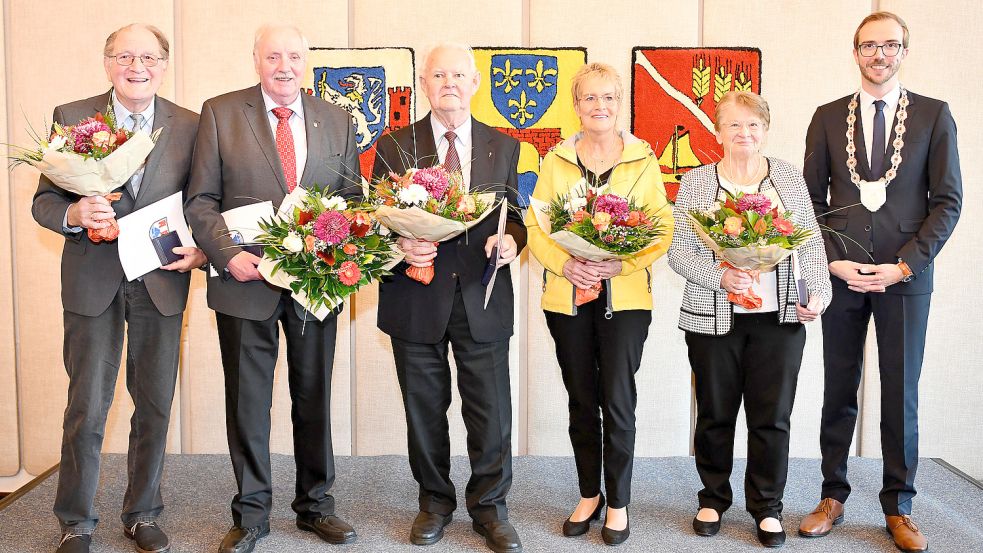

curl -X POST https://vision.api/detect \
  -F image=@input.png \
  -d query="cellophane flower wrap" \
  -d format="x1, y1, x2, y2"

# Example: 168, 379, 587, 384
529, 179, 665, 305
687, 191, 812, 309
369, 165, 498, 285
254, 186, 402, 319
8, 104, 161, 242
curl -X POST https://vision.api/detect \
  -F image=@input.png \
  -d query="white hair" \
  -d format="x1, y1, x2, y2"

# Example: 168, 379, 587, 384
423, 42, 477, 74
253, 24, 310, 53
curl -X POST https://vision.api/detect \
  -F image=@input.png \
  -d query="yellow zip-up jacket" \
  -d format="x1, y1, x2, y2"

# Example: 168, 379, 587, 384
525, 131, 674, 315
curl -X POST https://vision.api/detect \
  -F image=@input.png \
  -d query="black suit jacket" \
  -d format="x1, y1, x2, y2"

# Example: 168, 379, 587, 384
372, 114, 525, 344
32, 91, 199, 317
185, 85, 361, 321
805, 91, 962, 295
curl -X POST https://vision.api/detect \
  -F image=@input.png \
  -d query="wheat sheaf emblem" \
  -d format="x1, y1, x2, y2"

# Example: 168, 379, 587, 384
713, 61, 733, 103
692, 56, 711, 106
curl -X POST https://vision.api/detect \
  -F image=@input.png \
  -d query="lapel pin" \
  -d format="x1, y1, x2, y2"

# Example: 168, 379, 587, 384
314, 121, 319, 128
488, 152, 492, 158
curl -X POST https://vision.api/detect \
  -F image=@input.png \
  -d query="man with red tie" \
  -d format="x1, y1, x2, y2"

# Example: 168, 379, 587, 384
185, 24, 361, 553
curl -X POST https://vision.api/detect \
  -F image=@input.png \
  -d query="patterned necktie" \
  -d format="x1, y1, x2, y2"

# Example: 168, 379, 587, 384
127, 113, 147, 198
443, 130, 461, 174
272, 107, 298, 192
871, 99, 886, 178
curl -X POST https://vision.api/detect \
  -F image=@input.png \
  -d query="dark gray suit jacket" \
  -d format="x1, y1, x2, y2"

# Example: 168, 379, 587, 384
805, 91, 962, 295
185, 84, 360, 321
371, 114, 525, 344
32, 91, 200, 317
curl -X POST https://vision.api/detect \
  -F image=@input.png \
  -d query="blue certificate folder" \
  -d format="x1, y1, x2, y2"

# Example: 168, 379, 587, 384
152, 231, 184, 266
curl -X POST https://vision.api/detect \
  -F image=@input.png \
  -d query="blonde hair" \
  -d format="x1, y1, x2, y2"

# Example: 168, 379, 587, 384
714, 91, 770, 130
854, 11, 909, 49
103, 24, 170, 59
570, 62, 623, 103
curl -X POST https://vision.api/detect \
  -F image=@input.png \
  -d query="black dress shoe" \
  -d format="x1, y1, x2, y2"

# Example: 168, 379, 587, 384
601, 507, 630, 546
297, 515, 357, 545
56, 533, 91, 553
125, 521, 170, 553
693, 509, 722, 537
218, 524, 269, 553
472, 519, 523, 553
562, 493, 605, 537
755, 518, 787, 548
410, 511, 453, 545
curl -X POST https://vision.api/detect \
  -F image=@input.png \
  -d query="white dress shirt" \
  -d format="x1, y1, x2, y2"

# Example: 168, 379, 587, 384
858, 83, 901, 168
261, 89, 308, 184
112, 90, 155, 198
430, 116, 473, 191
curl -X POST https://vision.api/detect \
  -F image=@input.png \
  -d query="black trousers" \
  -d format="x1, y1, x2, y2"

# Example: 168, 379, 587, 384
686, 313, 805, 520
545, 302, 651, 509
55, 279, 182, 534
215, 291, 338, 528
819, 287, 930, 515
390, 286, 513, 524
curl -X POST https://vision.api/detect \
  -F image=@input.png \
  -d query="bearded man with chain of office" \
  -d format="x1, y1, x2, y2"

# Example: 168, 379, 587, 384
799, 11, 962, 553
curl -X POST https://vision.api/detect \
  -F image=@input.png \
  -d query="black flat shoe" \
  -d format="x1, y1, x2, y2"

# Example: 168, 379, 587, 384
296, 515, 357, 545
562, 493, 605, 537
755, 517, 786, 548
693, 509, 721, 536
410, 511, 453, 545
601, 507, 630, 546
218, 524, 269, 553
472, 519, 523, 553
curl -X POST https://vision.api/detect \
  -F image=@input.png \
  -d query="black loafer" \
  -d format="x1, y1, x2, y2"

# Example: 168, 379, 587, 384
756, 517, 786, 548
410, 511, 453, 545
218, 524, 269, 553
297, 515, 357, 545
472, 519, 523, 553
56, 533, 91, 553
693, 509, 722, 536
601, 508, 630, 546
125, 521, 170, 553
562, 493, 605, 537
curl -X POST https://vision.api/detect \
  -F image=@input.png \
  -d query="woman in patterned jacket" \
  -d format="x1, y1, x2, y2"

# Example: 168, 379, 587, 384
667, 91, 832, 548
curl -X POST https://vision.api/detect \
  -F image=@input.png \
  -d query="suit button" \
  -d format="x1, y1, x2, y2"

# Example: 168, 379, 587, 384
864, 225, 871, 231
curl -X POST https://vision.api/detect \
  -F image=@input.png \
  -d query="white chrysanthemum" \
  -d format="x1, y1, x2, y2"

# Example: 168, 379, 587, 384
282, 232, 304, 253
47, 135, 67, 151
322, 196, 348, 211
397, 183, 429, 206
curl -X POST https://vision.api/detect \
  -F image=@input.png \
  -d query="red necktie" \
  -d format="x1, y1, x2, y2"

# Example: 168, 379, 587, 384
272, 107, 297, 192
443, 130, 461, 174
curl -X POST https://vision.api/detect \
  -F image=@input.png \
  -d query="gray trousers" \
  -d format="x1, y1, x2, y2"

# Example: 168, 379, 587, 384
54, 279, 182, 534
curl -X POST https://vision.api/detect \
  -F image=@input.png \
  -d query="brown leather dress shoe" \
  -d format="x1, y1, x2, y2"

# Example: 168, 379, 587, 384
885, 515, 928, 552
798, 498, 844, 537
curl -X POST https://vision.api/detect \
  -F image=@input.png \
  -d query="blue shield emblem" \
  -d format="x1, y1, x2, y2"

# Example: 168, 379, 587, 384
490, 54, 558, 129
312, 66, 387, 153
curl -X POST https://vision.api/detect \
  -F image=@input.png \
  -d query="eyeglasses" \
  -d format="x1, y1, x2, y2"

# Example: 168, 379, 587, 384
106, 54, 166, 67
857, 42, 902, 57
579, 93, 619, 106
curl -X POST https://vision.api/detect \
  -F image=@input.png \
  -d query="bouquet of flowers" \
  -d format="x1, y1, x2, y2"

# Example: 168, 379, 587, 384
369, 165, 499, 285
254, 186, 402, 319
687, 191, 812, 309
529, 179, 665, 305
8, 104, 161, 242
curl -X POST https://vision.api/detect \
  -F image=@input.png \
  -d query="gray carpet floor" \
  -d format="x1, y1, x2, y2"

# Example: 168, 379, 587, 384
0, 454, 980, 552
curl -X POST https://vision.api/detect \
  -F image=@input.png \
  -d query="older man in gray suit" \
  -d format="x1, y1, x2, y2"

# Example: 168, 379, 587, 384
32, 24, 203, 553
185, 24, 361, 553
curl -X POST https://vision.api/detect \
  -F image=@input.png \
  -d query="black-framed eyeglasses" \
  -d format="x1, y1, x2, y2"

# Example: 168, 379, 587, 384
106, 54, 166, 67
857, 42, 902, 57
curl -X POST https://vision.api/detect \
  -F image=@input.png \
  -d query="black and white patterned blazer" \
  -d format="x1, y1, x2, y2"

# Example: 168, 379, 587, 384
667, 158, 832, 335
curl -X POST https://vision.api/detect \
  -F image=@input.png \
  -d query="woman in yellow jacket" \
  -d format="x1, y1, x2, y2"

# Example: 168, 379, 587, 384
525, 62, 672, 546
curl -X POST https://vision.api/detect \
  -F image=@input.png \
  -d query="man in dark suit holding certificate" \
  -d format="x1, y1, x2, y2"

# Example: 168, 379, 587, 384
371, 43, 525, 553
799, 12, 961, 553
185, 24, 360, 553
32, 24, 203, 553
